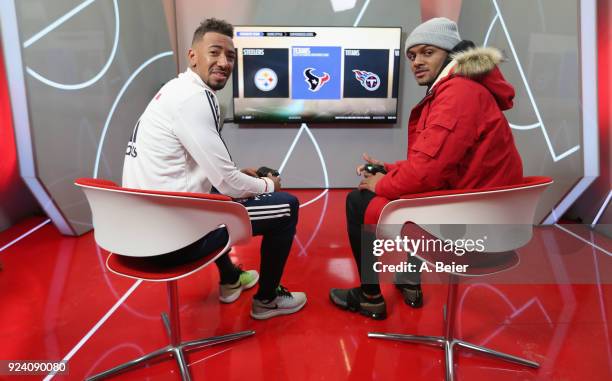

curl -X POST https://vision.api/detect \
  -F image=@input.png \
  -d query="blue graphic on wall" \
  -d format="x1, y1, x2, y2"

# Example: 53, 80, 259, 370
291, 46, 341, 99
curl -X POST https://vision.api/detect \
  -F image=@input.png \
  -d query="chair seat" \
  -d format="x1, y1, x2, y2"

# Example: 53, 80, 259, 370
400, 223, 519, 277
106, 248, 224, 282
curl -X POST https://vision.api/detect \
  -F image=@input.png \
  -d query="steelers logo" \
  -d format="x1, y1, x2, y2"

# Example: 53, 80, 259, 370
254, 68, 278, 92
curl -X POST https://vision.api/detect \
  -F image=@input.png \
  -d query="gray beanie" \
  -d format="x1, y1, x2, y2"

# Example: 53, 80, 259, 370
405, 17, 461, 52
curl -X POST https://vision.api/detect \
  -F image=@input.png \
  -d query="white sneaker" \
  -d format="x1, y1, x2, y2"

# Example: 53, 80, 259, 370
250, 286, 307, 320
219, 270, 259, 303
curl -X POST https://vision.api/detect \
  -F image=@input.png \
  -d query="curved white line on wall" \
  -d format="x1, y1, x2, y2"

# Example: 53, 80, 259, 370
509, 122, 541, 131
23, 0, 98, 48
553, 145, 580, 161
487, 0, 581, 162
278, 123, 330, 189
303, 124, 330, 188
301, 189, 329, 208
483, 13, 499, 47
93, 51, 174, 178
278, 125, 305, 175
24, 0, 120, 91
278, 123, 330, 207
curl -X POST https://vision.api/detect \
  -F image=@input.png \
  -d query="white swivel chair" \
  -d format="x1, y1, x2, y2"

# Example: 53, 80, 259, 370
76, 178, 254, 381
369, 176, 553, 381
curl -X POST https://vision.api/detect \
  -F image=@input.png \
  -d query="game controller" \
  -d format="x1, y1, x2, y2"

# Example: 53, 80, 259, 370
363, 163, 387, 175
256, 166, 280, 177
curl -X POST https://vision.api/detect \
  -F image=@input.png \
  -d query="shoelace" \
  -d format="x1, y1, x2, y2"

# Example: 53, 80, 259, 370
276, 285, 292, 298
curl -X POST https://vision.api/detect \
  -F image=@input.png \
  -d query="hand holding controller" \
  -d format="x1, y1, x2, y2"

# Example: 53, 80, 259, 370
363, 163, 387, 175
256, 166, 280, 178
357, 153, 386, 177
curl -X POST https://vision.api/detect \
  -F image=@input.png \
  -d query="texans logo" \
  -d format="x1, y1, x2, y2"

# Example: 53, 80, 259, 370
303, 68, 330, 92
353, 69, 380, 91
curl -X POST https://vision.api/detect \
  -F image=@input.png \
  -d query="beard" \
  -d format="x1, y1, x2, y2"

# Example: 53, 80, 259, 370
207, 79, 227, 91
416, 77, 434, 87
197, 66, 229, 90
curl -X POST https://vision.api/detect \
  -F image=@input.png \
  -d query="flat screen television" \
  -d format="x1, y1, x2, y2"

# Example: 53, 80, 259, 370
232, 26, 402, 124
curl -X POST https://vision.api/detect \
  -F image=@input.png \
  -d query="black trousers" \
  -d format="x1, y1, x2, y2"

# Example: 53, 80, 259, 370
346, 189, 421, 295
152, 192, 300, 301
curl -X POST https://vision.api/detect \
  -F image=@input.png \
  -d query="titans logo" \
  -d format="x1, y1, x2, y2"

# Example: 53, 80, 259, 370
352, 69, 381, 91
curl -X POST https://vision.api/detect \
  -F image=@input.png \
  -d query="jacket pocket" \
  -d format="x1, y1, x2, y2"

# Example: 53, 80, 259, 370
412, 117, 456, 158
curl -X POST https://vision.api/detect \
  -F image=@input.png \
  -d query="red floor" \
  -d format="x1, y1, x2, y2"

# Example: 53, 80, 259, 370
1, 189, 611, 381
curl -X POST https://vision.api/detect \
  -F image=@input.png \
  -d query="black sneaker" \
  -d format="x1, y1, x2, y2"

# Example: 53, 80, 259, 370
395, 284, 423, 308
329, 287, 387, 320
393, 272, 423, 308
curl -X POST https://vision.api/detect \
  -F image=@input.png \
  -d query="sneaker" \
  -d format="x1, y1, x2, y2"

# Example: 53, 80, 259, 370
250, 286, 307, 320
393, 273, 423, 308
219, 269, 259, 303
395, 284, 423, 308
329, 287, 387, 320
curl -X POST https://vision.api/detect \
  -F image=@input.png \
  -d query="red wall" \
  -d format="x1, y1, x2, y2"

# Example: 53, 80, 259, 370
0, 41, 39, 232
0, 41, 17, 191
567, 0, 611, 228
598, 0, 611, 203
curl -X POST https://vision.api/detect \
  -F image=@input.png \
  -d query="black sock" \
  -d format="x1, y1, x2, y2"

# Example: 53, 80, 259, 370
254, 292, 276, 303
215, 254, 241, 284
361, 283, 381, 296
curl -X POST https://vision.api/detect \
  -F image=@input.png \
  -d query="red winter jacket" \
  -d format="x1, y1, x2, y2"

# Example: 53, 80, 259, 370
366, 47, 523, 224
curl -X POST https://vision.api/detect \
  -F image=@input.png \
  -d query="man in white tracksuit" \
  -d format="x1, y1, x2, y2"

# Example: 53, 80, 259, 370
122, 18, 306, 320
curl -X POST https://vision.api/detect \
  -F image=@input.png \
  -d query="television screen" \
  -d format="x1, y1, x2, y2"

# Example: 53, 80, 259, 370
232, 26, 402, 124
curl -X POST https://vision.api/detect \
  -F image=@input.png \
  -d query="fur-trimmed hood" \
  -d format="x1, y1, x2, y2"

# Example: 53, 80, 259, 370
452, 46, 503, 77
432, 46, 515, 110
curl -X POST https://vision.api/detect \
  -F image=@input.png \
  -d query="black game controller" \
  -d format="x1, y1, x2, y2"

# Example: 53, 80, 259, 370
363, 163, 387, 175
256, 166, 280, 177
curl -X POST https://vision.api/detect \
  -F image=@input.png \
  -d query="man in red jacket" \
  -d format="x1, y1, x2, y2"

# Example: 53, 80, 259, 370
330, 17, 523, 319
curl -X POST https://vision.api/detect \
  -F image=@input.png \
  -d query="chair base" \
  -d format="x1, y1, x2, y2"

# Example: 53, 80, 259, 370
368, 332, 538, 381
86, 312, 254, 381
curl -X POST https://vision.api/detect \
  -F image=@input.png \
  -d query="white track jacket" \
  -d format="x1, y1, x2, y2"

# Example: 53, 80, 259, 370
122, 68, 274, 198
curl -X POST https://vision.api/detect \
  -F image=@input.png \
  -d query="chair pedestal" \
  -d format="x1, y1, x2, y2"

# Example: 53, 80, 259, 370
86, 281, 254, 381
368, 275, 539, 381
